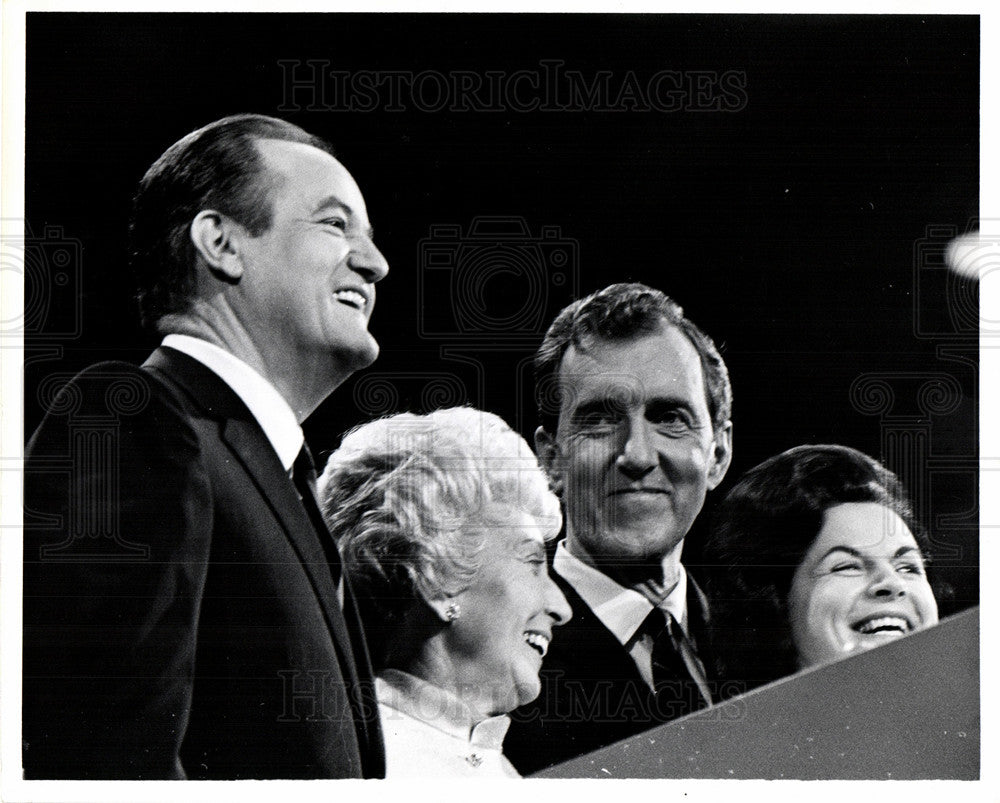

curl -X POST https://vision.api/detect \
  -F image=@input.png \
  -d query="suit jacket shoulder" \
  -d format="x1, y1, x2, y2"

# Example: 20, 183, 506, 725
24, 349, 383, 779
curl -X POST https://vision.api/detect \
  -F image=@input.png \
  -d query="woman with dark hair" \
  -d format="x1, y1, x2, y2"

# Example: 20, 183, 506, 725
704, 444, 940, 695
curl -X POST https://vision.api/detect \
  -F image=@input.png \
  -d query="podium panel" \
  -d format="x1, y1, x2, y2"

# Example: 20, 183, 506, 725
536, 607, 979, 779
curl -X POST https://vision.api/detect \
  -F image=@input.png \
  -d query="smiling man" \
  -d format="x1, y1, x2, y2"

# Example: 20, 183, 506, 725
504, 283, 733, 774
23, 115, 388, 779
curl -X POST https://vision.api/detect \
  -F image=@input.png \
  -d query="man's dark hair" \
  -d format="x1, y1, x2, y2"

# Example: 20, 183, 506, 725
703, 444, 939, 694
534, 282, 732, 434
129, 113, 336, 328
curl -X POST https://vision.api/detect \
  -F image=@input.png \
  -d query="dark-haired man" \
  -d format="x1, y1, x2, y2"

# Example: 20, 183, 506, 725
504, 283, 733, 774
24, 115, 388, 778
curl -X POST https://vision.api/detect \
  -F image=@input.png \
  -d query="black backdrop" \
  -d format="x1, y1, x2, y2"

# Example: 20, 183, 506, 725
23, 13, 979, 609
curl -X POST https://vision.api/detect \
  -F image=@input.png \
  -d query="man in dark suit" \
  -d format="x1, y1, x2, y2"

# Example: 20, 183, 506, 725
23, 114, 388, 778
504, 283, 734, 774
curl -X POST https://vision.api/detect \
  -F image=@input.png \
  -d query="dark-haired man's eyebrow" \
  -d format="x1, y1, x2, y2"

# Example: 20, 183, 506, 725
313, 195, 351, 215
570, 399, 621, 424
645, 397, 698, 422
312, 195, 375, 240
646, 399, 688, 412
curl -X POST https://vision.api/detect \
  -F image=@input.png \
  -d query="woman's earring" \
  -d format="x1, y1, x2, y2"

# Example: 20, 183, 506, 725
445, 602, 461, 622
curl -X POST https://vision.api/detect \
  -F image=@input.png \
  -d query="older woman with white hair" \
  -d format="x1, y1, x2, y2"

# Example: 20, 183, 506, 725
319, 407, 571, 778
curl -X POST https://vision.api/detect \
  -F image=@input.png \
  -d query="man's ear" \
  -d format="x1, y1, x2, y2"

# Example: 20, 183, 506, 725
189, 210, 243, 282
535, 426, 564, 496
706, 420, 733, 491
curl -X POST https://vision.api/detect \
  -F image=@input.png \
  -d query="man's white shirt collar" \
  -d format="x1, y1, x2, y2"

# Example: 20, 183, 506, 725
552, 540, 689, 645
162, 334, 304, 472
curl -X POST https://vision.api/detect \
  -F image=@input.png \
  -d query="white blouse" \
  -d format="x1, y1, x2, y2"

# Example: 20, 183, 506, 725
376, 669, 520, 778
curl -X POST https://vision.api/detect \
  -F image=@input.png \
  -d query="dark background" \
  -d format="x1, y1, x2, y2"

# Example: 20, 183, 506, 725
23, 13, 979, 610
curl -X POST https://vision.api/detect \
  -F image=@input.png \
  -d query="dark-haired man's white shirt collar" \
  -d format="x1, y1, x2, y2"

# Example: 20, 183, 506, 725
162, 334, 303, 472
552, 539, 689, 691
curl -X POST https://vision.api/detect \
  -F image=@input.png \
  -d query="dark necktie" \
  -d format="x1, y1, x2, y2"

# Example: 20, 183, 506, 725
292, 444, 342, 590
647, 608, 713, 714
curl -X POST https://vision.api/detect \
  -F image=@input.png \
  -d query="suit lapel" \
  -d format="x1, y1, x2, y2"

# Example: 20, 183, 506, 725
143, 348, 359, 683
340, 572, 385, 777
221, 417, 359, 673
550, 570, 646, 683
685, 571, 715, 683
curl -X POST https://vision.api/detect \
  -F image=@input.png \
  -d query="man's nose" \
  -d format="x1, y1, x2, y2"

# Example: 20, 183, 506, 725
347, 236, 390, 284
616, 417, 657, 479
867, 564, 906, 599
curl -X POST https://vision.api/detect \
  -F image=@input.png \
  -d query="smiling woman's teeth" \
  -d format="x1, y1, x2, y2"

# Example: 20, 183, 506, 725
854, 616, 910, 635
334, 289, 366, 309
524, 632, 550, 657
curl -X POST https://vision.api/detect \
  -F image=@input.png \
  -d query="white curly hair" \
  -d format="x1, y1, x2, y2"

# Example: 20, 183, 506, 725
318, 407, 561, 631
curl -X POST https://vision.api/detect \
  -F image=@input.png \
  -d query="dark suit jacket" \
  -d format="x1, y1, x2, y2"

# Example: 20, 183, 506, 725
23, 347, 384, 779
504, 567, 714, 775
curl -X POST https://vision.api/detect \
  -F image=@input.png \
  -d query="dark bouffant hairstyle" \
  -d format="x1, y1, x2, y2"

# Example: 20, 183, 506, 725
533, 282, 732, 435
129, 114, 336, 328
703, 444, 935, 694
